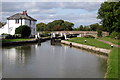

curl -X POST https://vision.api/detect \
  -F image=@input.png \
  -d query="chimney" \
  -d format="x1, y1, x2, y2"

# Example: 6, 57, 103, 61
22, 10, 27, 15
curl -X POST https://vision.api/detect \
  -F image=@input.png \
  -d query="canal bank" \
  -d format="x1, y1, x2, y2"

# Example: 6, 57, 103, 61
1, 37, 50, 46
61, 40, 111, 56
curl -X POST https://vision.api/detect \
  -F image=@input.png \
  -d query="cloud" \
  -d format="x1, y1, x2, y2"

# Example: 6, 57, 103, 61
35, 12, 100, 26
59, 2, 101, 11
1, 2, 101, 27
2, 0, 107, 2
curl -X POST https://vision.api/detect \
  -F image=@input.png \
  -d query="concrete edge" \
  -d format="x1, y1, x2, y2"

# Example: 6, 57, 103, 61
61, 40, 111, 56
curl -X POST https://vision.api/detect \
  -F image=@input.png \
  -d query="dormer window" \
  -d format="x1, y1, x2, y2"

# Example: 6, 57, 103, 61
15, 19, 19, 24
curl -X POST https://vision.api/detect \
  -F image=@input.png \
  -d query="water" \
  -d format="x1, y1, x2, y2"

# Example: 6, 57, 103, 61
2, 41, 107, 78
0, 48, 2, 79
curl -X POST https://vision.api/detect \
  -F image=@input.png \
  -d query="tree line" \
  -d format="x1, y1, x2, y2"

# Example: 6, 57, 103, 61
36, 20, 74, 31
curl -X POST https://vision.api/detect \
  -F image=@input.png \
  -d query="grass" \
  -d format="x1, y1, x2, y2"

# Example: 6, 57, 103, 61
2, 38, 35, 43
67, 37, 119, 78
98, 37, 120, 45
67, 37, 111, 49
105, 47, 119, 78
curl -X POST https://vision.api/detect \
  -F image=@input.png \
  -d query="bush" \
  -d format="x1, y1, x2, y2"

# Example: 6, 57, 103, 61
84, 35, 95, 38
111, 32, 120, 40
15, 25, 31, 38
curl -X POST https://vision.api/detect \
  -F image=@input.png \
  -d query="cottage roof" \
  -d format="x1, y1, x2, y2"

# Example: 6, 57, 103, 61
7, 13, 37, 21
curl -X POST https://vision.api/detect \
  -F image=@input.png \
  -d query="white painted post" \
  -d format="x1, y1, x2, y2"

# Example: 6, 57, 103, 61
37, 33, 40, 38
60, 33, 63, 37
64, 34, 67, 40
35, 35, 38, 39
53, 33, 56, 37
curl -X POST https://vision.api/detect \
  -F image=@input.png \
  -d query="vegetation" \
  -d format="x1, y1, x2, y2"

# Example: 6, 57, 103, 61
67, 37, 111, 49
110, 31, 120, 40
36, 20, 74, 31
98, 37, 120, 45
105, 47, 119, 78
36, 23, 47, 31
97, 2, 120, 34
73, 23, 104, 31
2, 38, 35, 43
97, 25, 103, 37
0, 21, 6, 28
15, 25, 31, 38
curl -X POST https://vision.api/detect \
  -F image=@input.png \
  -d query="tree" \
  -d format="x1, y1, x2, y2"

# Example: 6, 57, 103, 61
61, 21, 74, 30
15, 25, 31, 38
97, 25, 103, 37
90, 23, 99, 31
36, 23, 47, 31
0, 21, 6, 28
46, 20, 74, 31
79, 25, 84, 31
97, 2, 120, 34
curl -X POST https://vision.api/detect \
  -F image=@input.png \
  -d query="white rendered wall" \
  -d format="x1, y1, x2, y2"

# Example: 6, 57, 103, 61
0, 19, 36, 35
8, 20, 22, 35
0, 24, 9, 35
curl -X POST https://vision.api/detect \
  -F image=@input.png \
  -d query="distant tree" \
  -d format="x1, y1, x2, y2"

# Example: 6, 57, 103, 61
90, 23, 99, 31
36, 23, 47, 31
97, 25, 103, 37
47, 20, 74, 31
61, 21, 74, 30
84, 26, 91, 31
79, 25, 84, 31
0, 21, 6, 28
15, 25, 31, 38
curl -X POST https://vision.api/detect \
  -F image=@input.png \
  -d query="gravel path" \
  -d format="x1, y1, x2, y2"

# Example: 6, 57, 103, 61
98, 40, 120, 48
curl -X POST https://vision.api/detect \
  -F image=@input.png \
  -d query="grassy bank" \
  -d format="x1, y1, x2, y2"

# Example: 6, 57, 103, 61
98, 37, 120, 45
105, 47, 119, 78
2, 38, 35, 43
67, 37, 119, 78
68, 37, 111, 49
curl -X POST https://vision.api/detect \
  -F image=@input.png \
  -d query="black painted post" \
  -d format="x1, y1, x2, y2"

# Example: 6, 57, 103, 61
70, 43, 72, 47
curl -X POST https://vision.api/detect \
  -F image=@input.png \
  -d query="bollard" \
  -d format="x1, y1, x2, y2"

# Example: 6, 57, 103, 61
70, 43, 72, 47
111, 45, 113, 48
85, 40, 87, 43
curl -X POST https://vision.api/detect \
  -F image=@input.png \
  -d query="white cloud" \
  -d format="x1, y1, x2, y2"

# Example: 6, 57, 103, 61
1, 0, 107, 2
1, 2, 102, 26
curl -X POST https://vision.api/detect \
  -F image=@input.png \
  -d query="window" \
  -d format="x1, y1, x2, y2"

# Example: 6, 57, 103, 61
30, 20, 31, 25
33, 21, 35, 25
15, 19, 19, 24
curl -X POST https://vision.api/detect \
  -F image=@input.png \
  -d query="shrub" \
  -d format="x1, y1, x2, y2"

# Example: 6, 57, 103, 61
15, 25, 31, 38
111, 32, 120, 40
97, 30, 102, 37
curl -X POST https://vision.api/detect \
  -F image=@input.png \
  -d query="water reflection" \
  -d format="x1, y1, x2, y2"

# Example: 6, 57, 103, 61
3, 45, 36, 65
2, 41, 107, 78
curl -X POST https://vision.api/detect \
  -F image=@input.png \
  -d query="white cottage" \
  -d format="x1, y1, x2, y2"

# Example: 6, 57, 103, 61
0, 11, 37, 36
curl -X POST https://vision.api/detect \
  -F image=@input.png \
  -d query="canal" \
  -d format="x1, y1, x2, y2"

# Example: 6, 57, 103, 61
2, 41, 107, 78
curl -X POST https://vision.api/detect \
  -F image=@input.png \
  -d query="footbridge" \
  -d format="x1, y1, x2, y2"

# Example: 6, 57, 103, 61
51, 31, 109, 39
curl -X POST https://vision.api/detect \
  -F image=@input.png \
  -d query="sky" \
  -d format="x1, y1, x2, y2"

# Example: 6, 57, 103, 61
0, 1, 107, 28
